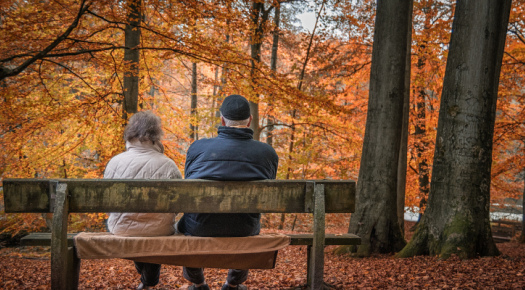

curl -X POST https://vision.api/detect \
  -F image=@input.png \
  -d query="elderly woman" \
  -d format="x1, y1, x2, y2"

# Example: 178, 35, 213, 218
104, 111, 181, 290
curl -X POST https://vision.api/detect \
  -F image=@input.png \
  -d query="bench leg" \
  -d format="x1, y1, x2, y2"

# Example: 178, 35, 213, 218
51, 183, 69, 290
67, 247, 81, 290
309, 184, 325, 289
306, 245, 312, 286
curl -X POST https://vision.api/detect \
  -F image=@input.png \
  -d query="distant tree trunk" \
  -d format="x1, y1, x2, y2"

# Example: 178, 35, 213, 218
148, 79, 156, 109
249, 2, 263, 140
123, 0, 141, 114
249, 2, 273, 140
210, 66, 219, 137
215, 34, 230, 128
520, 169, 525, 243
397, 0, 414, 237
190, 62, 198, 141
398, 0, 511, 259
266, 5, 280, 147
344, 0, 412, 256
415, 58, 429, 221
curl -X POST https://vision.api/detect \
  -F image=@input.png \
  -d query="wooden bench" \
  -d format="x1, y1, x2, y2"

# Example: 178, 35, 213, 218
4, 178, 359, 290
491, 219, 523, 243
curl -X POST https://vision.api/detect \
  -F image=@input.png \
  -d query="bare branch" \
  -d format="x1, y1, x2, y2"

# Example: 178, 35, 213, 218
0, 0, 90, 81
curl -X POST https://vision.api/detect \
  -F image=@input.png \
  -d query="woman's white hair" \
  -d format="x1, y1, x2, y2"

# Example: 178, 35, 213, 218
124, 111, 164, 142
221, 113, 250, 126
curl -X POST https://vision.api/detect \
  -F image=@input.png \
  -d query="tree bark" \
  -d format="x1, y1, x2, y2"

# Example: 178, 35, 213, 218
215, 34, 230, 128
518, 170, 525, 244
397, 0, 414, 237
123, 0, 141, 114
415, 57, 429, 218
249, 2, 273, 140
398, 0, 511, 259
345, 0, 412, 256
210, 66, 219, 136
190, 62, 198, 141
266, 5, 280, 147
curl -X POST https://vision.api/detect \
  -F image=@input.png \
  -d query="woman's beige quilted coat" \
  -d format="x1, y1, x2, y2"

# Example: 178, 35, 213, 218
105, 140, 182, 236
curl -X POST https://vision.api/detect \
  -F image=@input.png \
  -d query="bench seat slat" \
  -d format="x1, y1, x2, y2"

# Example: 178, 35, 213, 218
21, 233, 77, 247
288, 234, 361, 245
20, 233, 361, 247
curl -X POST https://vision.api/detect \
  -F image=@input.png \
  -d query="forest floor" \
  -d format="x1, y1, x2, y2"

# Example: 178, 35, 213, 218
1, 221, 524, 289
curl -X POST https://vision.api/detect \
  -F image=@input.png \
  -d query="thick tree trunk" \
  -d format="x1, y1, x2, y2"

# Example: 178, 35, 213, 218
344, 0, 412, 256
123, 0, 141, 114
397, 0, 414, 237
398, 0, 511, 259
190, 62, 198, 141
266, 5, 280, 147
348, 0, 411, 256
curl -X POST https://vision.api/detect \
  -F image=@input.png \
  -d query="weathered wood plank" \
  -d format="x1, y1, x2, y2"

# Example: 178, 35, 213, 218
3, 179, 54, 213
20, 232, 361, 247
21, 233, 77, 247
4, 179, 355, 213
51, 183, 68, 290
310, 184, 326, 288
288, 234, 361, 246
67, 179, 307, 213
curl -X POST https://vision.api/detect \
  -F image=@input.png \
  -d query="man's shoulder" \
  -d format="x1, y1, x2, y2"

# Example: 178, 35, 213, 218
187, 137, 218, 151
250, 140, 277, 154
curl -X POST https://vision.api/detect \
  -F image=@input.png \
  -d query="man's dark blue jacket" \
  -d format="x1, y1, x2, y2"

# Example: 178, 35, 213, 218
179, 126, 279, 237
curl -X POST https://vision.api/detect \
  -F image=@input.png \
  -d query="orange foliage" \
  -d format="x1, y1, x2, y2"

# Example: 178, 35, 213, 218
1, 0, 524, 234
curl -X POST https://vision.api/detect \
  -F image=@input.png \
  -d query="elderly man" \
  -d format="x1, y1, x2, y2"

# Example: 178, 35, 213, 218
178, 94, 279, 290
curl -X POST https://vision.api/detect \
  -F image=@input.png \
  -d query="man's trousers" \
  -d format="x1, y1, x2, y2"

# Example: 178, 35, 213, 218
134, 262, 161, 286
183, 267, 249, 285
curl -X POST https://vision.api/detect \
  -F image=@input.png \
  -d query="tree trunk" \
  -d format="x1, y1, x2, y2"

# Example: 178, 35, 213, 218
266, 5, 280, 147
123, 0, 141, 114
518, 170, 525, 244
249, 2, 264, 140
249, 2, 273, 141
345, 0, 412, 256
415, 58, 429, 219
397, 0, 414, 237
210, 66, 219, 137
215, 34, 230, 128
398, 0, 511, 259
190, 62, 198, 141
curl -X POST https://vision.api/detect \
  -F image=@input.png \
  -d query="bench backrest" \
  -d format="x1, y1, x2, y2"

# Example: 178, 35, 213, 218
3, 179, 356, 214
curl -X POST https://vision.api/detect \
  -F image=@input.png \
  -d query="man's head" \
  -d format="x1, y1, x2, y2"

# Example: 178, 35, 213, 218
220, 94, 252, 127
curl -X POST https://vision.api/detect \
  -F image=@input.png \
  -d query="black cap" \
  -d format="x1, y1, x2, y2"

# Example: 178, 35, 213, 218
220, 95, 251, 120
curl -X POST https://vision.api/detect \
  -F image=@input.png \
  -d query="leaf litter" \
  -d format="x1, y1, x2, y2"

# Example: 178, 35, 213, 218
0, 223, 524, 289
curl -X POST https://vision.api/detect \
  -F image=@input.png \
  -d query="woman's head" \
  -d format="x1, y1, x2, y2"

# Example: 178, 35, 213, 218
124, 111, 164, 143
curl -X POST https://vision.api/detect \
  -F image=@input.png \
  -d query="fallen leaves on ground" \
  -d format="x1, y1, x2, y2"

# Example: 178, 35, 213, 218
1, 226, 524, 289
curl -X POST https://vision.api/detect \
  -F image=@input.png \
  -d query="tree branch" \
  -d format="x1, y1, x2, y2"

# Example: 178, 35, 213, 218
0, 0, 90, 81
